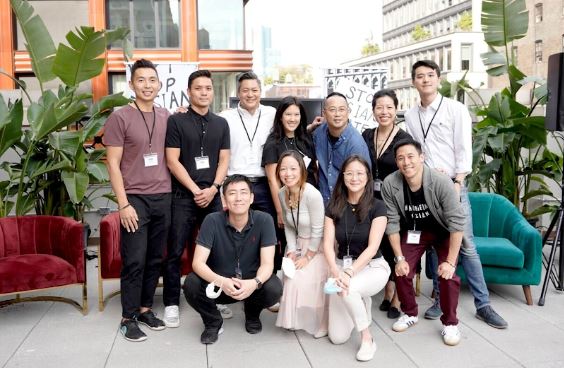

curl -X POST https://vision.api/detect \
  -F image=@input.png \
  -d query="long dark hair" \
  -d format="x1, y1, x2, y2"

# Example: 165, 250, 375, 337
327, 155, 374, 223
269, 96, 312, 147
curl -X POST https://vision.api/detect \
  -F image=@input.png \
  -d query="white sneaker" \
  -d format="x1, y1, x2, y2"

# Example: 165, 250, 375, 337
441, 324, 461, 346
163, 305, 180, 328
217, 304, 233, 319
356, 339, 377, 361
392, 314, 418, 332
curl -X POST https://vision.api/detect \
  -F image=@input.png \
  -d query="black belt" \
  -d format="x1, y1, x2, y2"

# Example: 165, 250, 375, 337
247, 176, 267, 183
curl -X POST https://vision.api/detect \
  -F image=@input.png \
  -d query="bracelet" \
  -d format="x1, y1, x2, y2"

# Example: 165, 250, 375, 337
343, 268, 354, 278
446, 261, 456, 268
118, 203, 131, 211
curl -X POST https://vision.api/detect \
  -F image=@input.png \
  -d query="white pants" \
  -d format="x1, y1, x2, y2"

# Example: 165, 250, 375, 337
328, 257, 390, 344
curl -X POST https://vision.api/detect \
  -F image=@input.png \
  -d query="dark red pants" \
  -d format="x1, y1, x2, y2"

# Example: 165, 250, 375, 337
395, 231, 460, 326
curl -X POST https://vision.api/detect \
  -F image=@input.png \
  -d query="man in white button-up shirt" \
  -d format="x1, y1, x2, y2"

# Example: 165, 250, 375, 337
219, 72, 282, 314
404, 60, 508, 329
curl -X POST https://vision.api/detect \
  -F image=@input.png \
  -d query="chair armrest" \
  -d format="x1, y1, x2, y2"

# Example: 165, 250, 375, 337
508, 217, 542, 280
52, 217, 85, 283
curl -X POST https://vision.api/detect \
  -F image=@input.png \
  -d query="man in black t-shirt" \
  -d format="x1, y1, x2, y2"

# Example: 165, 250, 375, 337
381, 138, 465, 346
183, 175, 283, 345
163, 70, 230, 328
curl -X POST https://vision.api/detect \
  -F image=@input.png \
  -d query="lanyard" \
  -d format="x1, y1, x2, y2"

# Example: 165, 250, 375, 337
374, 126, 395, 177
189, 109, 207, 156
228, 219, 247, 274
418, 95, 443, 142
237, 108, 261, 146
289, 187, 301, 240
133, 101, 156, 151
344, 204, 358, 257
283, 136, 307, 157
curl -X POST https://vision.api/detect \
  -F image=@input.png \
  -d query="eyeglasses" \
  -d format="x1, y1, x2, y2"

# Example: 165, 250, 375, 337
325, 107, 348, 114
343, 171, 367, 179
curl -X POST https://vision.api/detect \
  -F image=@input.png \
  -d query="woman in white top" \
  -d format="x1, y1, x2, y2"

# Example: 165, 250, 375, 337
275, 150, 328, 337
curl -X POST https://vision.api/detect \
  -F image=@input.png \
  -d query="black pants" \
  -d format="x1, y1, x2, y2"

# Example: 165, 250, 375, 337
183, 272, 282, 329
163, 193, 222, 306
250, 180, 285, 271
120, 193, 171, 319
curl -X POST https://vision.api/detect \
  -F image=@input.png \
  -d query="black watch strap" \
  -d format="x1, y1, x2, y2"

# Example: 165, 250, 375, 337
254, 277, 263, 289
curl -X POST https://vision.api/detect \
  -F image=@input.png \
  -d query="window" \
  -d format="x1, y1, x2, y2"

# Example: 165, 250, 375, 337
535, 40, 543, 62
198, 0, 244, 49
535, 3, 543, 23
512, 46, 518, 65
461, 44, 472, 70
106, 0, 180, 48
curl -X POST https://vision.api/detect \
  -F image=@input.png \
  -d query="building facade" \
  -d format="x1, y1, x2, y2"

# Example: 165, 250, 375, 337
343, 0, 488, 111
0, 0, 253, 112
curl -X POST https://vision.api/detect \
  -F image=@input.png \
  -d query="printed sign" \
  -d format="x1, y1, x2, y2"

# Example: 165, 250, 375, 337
334, 78, 377, 133
125, 62, 198, 112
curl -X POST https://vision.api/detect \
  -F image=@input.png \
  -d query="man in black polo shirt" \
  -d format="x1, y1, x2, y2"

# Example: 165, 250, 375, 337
163, 69, 230, 328
183, 174, 283, 344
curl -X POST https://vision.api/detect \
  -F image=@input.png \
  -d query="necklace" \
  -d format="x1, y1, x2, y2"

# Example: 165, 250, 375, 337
288, 188, 301, 209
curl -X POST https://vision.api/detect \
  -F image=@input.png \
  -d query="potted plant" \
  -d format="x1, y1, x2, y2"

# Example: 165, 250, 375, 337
0, 0, 132, 221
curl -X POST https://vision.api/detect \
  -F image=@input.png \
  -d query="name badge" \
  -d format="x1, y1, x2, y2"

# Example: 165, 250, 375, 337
407, 230, 421, 244
302, 155, 312, 168
343, 255, 353, 269
373, 179, 383, 192
195, 156, 210, 170
246, 150, 259, 165
143, 153, 158, 167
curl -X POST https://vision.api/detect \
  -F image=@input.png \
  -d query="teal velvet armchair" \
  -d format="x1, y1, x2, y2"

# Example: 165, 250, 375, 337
456, 192, 542, 305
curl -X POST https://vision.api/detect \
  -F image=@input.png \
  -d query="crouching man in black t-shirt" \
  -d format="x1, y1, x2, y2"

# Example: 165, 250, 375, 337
381, 138, 465, 346
183, 174, 283, 344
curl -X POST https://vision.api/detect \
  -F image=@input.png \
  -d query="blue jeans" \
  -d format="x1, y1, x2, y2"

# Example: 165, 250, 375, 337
429, 185, 490, 310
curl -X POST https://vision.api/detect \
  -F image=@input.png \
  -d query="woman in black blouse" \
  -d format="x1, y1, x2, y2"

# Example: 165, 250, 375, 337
323, 155, 390, 362
362, 89, 412, 319
262, 96, 317, 229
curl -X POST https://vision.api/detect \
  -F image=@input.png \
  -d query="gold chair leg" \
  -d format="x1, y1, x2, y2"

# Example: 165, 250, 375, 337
415, 272, 421, 296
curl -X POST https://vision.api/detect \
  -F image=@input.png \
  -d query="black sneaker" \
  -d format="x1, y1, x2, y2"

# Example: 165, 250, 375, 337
387, 306, 401, 319
200, 324, 224, 344
245, 317, 262, 334
476, 306, 508, 329
137, 310, 166, 331
120, 319, 147, 342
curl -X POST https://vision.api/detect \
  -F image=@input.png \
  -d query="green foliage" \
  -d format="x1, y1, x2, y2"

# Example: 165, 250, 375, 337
277, 65, 314, 84
411, 24, 430, 41
462, 0, 562, 219
361, 42, 380, 57
457, 11, 473, 31
1, 0, 131, 219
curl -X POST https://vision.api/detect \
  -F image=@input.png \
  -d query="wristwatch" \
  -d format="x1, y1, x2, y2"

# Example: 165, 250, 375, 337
213, 182, 221, 190
254, 277, 263, 289
394, 255, 406, 263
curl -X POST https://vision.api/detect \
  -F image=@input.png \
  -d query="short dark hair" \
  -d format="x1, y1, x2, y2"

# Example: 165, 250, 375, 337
222, 174, 253, 195
393, 138, 423, 156
371, 89, 398, 110
411, 60, 441, 80
325, 91, 348, 105
130, 59, 158, 80
188, 69, 212, 89
237, 71, 261, 92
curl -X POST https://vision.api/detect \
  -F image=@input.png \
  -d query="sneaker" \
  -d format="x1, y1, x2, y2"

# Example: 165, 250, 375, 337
217, 304, 233, 319
387, 306, 401, 319
392, 314, 418, 332
441, 324, 461, 346
356, 339, 377, 361
200, 324, 224, 345
163, 305, 180, 328
245, 317, 262, 334
137, 310, 166, 331
476, 305, 508, 329
120, 319, 147, 342
424, 301, 442, 320
267, 302, 280, 313
379, 299, 391, 311
313, 330, 328, 339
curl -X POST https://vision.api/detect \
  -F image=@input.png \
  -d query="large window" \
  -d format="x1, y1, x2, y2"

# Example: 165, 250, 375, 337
197, 0, 244, 50
107, 0, 180, 48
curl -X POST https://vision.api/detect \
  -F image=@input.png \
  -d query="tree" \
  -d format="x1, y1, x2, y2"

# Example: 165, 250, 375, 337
457, 11, 473, 31
411, 24, 431, 41
361, 35, 380, 57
